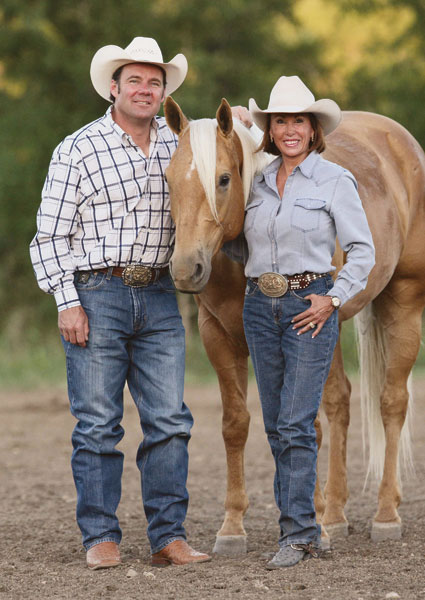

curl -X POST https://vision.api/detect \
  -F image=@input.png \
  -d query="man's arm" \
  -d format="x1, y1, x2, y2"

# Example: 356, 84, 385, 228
30, 147, 82, 310
30, 147, 90, 345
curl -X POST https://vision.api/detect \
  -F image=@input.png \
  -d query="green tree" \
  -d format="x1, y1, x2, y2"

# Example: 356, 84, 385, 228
331, 0, 425, 146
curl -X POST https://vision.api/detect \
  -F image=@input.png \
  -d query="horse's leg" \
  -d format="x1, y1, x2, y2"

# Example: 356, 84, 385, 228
313, 414, 332, 550
368, 283, 424, 541
196, 301, 250, 556
321, 336, 352, 540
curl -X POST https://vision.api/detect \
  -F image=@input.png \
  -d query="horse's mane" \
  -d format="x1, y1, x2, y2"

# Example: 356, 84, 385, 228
188, 118, 269, 222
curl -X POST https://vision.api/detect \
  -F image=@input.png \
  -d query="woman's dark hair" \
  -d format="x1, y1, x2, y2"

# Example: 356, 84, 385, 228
109, 63, 167, 103
256, 113, 326, 155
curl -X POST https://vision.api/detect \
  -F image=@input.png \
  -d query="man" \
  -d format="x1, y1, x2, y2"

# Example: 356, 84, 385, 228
30, 37, 211, 570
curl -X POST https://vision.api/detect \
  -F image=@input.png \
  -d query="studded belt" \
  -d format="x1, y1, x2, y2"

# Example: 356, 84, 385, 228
96, 265, 169, 287
250, 272, 329, 297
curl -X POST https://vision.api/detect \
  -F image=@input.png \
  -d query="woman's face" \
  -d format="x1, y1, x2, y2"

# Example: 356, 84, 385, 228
269, 113, 314, 163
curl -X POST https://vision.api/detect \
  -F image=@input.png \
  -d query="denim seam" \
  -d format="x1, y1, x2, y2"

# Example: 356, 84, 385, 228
85, 536, 120, 551
284, 331, 300, 539
151, 535, 186, 555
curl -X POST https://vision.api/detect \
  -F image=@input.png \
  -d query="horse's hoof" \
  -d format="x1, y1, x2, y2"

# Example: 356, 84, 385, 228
371, 521, 402, 542
320, 535, 331, 551
324, 522, 349, 539
213, 535, 247, 556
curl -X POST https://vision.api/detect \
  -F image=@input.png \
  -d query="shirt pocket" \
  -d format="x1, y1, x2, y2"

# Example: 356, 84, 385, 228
291, 198, 326, 232
244, 198, 264, 233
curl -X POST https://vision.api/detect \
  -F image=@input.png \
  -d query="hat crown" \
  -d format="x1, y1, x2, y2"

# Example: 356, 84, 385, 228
90, 37, 188, 101
248, 75, 341, 135
269, 76, 315, 111
124, 37, 164, 62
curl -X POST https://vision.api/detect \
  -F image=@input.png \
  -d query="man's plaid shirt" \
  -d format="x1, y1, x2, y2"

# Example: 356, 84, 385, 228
30, 107, 178, 311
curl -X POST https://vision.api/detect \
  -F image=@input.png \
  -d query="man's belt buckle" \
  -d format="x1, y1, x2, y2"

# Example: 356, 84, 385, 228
258, 273, 288, 297
122, 265, 153, 287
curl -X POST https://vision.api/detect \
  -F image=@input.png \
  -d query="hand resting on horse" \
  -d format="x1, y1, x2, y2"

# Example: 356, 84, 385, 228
230, 105, 253, 129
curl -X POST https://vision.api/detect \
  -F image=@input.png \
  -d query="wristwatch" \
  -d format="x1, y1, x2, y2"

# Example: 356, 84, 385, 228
330, 296, 341, 309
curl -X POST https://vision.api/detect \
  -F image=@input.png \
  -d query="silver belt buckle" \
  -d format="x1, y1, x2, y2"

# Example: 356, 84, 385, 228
122, 265, 153, 287
258, 273, 288, 297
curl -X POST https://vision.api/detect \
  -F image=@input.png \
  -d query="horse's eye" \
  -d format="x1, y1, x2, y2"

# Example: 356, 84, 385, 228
219, 174, 231, 187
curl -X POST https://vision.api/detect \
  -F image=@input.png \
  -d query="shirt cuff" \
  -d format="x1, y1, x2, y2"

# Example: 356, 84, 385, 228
325, 286, 349, 307
54, 286, 81, 312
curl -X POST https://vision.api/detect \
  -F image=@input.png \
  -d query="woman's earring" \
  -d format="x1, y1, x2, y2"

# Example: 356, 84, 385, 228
270, 134, 274, 143
310, 135, 315, 143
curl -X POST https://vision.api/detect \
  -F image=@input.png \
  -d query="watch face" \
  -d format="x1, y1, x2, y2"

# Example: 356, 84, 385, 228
331, 296, 341, 308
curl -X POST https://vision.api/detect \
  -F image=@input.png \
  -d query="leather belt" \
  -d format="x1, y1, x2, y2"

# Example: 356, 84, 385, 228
96, 265, 169, 287
250, 272, 328, 297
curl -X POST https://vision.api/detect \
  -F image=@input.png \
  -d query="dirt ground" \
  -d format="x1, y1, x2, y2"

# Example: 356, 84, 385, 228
1, 377, 424, 600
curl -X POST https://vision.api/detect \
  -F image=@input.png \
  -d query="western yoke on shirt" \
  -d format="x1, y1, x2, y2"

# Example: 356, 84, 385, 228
30, 107, 178, 311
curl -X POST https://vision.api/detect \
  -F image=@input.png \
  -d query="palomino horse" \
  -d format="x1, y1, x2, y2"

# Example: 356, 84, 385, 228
164, 96, 425, 554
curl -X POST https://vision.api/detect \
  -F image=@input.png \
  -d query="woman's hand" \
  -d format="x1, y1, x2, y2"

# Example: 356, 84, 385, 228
291, 294, 335, 338
230, 105, 253, 129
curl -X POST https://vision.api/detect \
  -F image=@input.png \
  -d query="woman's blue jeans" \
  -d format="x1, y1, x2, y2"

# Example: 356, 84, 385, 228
61, 269, 193, 553
243, 275, 338, 548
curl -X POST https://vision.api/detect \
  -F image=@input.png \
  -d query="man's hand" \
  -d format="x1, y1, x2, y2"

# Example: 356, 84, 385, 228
291, 294, 335, 338
58, 305, 89, 347
231, 105, 253, 129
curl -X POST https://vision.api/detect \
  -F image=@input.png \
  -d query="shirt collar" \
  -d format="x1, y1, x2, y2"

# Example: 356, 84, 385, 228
260, 150, 320, 181
105, 106, 159, 146
297, 151, 320, 178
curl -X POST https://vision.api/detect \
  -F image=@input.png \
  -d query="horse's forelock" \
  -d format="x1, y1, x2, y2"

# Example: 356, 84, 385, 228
189, 119, 218, 220
188, 118, 266, 222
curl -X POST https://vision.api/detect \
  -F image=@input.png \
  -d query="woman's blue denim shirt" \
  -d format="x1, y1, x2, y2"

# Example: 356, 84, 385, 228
243, 151, 375, 306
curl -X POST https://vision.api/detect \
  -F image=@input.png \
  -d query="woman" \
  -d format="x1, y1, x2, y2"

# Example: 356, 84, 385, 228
242, 76, 375, 569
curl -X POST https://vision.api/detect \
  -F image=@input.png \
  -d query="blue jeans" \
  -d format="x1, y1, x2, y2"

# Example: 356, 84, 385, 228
243, 275, 338, 548
61, 269, 193, 553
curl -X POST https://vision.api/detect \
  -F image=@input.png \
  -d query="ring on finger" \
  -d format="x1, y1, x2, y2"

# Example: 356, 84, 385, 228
309, 322, 316, 329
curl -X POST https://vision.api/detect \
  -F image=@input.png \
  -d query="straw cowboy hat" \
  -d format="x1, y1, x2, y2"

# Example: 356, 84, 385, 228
90, 37, 188, 101
249, 76, 341, 135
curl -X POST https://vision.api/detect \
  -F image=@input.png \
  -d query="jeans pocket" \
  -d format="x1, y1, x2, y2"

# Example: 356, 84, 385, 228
290, 290, 312, 303
245, 279, 259, 297
74, 271, 107, 291
156, 273, 176, 293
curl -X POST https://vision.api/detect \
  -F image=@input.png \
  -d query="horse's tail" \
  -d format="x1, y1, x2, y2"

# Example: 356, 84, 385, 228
354, 303, 414, 486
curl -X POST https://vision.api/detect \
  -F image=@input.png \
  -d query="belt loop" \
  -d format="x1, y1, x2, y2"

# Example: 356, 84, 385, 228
106, 267, 114, 281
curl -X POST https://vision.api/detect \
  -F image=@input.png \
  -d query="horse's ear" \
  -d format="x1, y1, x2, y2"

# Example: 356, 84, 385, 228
164, 96, 189, 136
216, 98, 234, 138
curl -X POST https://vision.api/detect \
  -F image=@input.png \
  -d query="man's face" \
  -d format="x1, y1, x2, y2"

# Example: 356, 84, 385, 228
110, 63, 165, 123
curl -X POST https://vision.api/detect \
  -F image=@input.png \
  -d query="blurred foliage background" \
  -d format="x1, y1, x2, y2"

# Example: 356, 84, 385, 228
0, 0, 424, 388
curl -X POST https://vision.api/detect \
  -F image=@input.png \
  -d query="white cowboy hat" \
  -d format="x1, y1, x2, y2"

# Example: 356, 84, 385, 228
249, 76, 341, 136
90, 37, 188, 101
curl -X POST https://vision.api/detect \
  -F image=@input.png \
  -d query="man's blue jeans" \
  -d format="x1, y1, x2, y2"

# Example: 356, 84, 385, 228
61, 269, 193, 553
243, 275, 338, 548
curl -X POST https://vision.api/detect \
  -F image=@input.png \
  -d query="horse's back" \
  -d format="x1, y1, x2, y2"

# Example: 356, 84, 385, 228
324, 111, 425, 319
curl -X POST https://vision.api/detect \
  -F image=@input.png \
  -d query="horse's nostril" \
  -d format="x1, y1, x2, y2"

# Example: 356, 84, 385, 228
194, 263, 204, 282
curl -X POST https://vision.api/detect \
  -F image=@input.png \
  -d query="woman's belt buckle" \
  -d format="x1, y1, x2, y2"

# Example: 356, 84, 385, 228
258, 273, 288, 297
122, 265, 153, 287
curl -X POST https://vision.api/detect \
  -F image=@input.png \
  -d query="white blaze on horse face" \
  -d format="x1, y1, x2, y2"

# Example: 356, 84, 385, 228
185, 159, 196, 181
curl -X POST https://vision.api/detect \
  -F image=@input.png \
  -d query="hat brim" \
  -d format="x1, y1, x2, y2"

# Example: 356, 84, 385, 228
90, 45, 188, 101
249, 97, 341, 136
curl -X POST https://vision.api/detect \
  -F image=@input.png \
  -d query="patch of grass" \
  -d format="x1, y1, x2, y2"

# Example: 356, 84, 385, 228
0, 335, 67, 389
1, 315, 424, 390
